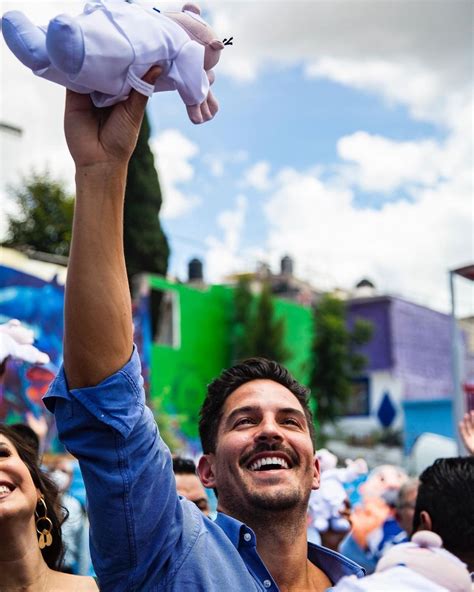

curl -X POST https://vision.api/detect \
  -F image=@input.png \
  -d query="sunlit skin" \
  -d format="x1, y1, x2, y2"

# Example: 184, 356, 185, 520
198, 380, 332, 591
199, 380, 319, 516
175, 473, 210, 516
0, 436, 39, 523
0, 435, 97, 591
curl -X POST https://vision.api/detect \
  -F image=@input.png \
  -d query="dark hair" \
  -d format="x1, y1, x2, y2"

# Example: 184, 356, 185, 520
413, 457, 474, 554
173, 456, 197, 475
10, 424, 40, 458
0, 425, 65, 569
199, 357, 315, 454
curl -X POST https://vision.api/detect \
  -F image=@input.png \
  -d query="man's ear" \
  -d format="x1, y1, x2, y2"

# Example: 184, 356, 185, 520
418, 510, 432, 531
198, 454, 216, 489
312, 454, 321, 491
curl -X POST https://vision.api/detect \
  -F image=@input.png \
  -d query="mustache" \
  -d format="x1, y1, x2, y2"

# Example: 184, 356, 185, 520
239, 443, 299, 468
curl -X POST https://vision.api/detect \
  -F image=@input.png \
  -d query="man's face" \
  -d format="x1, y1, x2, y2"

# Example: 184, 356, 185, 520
175, 472, 210, 516
199, 379, 319, 517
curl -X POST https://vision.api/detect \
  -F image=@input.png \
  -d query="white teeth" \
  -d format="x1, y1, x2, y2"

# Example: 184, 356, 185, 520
0, 485, 12, 495
248, 457, 289, 471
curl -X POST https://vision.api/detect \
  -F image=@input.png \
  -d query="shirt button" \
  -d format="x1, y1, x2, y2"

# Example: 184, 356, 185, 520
243, 533, 251, 542
263, 580, 272, 588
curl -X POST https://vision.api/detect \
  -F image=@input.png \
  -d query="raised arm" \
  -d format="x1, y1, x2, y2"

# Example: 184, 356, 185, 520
63, 68, 161, 388
50, 69, 191, 590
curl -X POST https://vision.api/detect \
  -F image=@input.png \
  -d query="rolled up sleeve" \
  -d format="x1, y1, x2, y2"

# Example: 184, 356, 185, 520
44, 347, 182, 591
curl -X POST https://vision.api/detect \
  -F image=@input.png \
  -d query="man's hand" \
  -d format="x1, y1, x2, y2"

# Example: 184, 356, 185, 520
459, 410, 474, 455
63, 67, 161, 387
64, 66, 162, 168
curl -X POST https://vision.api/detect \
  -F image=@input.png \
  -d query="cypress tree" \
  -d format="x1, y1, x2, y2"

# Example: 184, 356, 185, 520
124, 112, 169, 289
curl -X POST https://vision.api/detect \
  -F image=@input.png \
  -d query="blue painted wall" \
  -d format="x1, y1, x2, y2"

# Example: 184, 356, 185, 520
402, 399, 453, 453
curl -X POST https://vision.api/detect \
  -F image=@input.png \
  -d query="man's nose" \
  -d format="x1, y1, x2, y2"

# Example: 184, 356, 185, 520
254, 417, 283, 442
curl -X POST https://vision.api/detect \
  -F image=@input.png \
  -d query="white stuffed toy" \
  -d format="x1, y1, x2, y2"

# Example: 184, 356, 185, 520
333, 531, 472, 591
0, 319, 50, 366
309, 448, 368, 533
2, 1, 229, 124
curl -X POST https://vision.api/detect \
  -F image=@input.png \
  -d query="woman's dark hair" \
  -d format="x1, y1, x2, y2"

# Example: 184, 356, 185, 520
0, 425, 66, 569
199, 357, 315, 454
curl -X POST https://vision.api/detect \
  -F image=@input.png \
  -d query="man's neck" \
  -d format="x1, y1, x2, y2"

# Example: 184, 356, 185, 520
225, 507, 332, 592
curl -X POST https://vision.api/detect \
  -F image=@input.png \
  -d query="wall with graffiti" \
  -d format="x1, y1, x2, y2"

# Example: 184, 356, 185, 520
0, 249, 66, 450
0, 248, 151, 452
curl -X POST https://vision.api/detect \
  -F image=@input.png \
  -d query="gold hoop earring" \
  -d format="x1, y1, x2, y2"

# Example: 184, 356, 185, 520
35, 497, 53, 549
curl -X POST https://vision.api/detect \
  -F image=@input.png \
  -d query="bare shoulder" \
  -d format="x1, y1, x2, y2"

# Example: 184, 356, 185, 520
49, 571, 99, 591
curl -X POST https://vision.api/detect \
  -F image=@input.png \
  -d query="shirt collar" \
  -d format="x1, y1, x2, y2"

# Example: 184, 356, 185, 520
215, 511, 252, 548
308, 541, 365, 582
215, 512, 364, 584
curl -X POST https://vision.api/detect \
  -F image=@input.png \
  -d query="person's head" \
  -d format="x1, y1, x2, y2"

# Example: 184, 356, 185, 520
10, 424, 40, 459
413, 457, 474, 569
197, 358, 319, 519
173, 456, 210, 516
47, 456, 74, 494
0, 425, 65, 568
395, 477, 419, 536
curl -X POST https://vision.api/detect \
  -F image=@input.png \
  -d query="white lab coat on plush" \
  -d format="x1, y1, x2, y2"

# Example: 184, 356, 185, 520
35, 0, 210, 108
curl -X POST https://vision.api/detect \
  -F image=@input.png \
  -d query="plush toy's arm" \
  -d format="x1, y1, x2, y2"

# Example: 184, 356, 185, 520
168, 39, 214, 123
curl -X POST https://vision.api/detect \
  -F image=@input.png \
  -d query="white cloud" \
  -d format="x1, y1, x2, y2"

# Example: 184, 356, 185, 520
243, 161, 271, 191
151, 129, 201, 219
336, 132, 445, 194
209, 1, 471, 91
213, 0, 472, 150
204, 194, 248, 281
201, 149, 248, 178
263, 141, 473, 312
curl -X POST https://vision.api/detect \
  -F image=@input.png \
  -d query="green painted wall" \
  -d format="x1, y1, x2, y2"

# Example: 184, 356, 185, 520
148, 275, 313, 441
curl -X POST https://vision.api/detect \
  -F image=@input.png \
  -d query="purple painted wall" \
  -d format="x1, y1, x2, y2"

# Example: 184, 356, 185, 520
348, 296, 454, 401
389, 298, 453, 400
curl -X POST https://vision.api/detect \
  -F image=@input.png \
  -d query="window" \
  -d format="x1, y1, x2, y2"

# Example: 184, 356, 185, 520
151, 288, 180, 349
342, 377, 370, 416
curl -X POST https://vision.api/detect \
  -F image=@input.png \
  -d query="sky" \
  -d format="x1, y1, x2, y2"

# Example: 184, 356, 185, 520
1, 0, 473, 315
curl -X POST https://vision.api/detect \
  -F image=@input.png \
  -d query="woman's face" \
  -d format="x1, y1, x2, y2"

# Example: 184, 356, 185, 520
0, 434, 40, 521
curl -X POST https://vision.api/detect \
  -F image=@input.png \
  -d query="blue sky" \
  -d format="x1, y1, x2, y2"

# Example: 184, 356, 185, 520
1, 0, 472, 314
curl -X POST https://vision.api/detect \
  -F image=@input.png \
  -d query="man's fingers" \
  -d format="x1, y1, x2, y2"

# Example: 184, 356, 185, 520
143, 65, 162, 86
65, 89, 94, 113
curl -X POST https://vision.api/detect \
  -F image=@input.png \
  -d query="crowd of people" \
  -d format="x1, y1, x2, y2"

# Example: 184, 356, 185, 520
1, 67, 474, 591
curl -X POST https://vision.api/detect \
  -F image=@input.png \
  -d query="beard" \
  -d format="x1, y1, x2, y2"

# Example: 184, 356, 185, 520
219, 468, 312, 520
245, 486, 304, 512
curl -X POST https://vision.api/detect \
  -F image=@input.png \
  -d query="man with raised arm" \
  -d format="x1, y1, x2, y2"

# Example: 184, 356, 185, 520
44, 71, 364, 591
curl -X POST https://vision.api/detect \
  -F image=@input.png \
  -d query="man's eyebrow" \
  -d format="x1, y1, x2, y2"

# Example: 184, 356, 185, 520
278, 408, 307, 422
224, 406, 307, 426
224, 406, 259, 427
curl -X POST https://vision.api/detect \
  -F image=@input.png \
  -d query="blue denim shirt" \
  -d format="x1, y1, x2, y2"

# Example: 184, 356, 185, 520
44, 348, 364, 591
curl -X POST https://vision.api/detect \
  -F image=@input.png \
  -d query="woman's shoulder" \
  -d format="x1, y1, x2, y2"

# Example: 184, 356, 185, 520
49, 571, 99, 591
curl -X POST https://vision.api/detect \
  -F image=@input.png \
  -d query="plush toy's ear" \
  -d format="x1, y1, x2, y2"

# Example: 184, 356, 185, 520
182, 3, 201, 15
209, 39, 225, 50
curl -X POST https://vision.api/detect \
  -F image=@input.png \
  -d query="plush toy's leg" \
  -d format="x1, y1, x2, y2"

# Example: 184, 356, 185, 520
186, 104, 204, 125
2, 11, 50, 70
46, 14, 85, 75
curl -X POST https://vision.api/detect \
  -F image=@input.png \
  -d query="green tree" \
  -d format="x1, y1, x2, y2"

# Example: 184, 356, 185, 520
310, 294, 372, 428
3, 171, 73, 257
124, 112, 169, 288
233, 279, 290, 364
